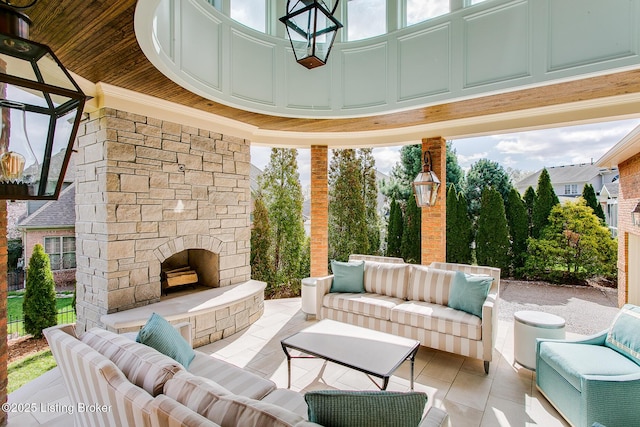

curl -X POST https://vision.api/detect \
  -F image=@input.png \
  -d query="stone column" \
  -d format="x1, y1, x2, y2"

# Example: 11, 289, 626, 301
420, 137, 446, 264
310, 146, 328, 277
0, 201, 6, 426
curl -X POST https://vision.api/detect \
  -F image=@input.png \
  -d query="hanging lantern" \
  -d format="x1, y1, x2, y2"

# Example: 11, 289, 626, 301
280, 0, 342, 69
0, 1, 86, 199
412, 150, 441, 207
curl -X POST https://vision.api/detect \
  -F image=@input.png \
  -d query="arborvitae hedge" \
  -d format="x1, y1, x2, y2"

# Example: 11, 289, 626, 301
506, 188, 529, 275
532, 169, 559, 238
446, 185, 472, 264
23, 244, 57, 338
386, 197, 403, 257
582, 183, 606, 222
401, 195, 421, 263
476, 187, 510, 272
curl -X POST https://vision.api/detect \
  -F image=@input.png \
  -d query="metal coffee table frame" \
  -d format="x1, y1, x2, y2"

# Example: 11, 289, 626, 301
281, 319, 420, 390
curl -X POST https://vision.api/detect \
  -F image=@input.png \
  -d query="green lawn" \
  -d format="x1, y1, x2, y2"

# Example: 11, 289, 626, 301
7, 349, 57, 393
7, 294, 76, 336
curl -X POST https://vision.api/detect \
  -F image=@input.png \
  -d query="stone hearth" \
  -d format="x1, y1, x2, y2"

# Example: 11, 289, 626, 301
74, 107, 253, 333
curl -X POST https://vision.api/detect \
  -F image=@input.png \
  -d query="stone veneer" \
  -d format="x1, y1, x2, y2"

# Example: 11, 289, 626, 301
74, 108, 252, 333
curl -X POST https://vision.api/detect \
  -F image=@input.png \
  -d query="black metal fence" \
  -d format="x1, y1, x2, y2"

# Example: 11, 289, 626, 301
8, 307, 76, 339
7, 270, 24, 291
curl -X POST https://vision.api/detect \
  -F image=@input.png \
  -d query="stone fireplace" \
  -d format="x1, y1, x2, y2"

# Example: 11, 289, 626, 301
74, 107, 253, 333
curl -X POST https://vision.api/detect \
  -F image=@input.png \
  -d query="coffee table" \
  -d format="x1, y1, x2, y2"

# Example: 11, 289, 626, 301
281, 319, 420, 390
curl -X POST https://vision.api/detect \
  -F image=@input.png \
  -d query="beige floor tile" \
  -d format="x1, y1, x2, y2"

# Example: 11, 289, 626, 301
481, 395, 534, 426
490, 360, 533, 405
446, 371, 493, 411
441, 399, 483, 427
420, 352, 465, 383
527, 388, 570, 426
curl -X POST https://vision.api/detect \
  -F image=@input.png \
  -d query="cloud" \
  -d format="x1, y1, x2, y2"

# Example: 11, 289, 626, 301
457, 152, 488, 168
372, 147, 400, 175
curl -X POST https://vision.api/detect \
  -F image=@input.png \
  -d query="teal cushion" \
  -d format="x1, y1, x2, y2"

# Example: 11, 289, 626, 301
136, 313, 195, 368
447, 271, 493, 318
330, 260, 365, 293
305, 390, 427, 427
605, 304, 640, 365
539, 341, 640, 391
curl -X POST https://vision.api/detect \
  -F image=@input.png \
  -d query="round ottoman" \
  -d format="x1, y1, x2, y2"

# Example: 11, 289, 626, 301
514, 310, 565, 370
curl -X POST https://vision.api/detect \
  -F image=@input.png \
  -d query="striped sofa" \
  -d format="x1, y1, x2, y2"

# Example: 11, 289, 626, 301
315, 255, 500, 373
44, 324, 319, 427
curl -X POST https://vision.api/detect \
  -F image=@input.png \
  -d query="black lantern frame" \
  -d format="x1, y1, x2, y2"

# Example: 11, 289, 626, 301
280, 0, 342, 69
0, 2, 86, 200
412, 150, 441, 207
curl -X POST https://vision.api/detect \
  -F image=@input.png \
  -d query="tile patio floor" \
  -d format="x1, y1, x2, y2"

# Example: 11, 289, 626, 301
7, 293, 614, 426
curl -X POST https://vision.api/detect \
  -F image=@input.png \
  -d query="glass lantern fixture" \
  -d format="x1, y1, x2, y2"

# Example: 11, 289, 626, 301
0, 1, 86, 199
280, 0, 342, 69
412, 150, 441, 207
632, 202, 640, 227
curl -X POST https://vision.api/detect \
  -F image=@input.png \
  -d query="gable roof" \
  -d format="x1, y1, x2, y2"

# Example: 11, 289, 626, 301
515, 163, 616, 191
18, 184, 76, 229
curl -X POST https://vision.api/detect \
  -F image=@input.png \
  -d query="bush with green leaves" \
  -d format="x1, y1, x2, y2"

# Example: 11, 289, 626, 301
401, 194, 421, 263
386, 197, 403, 257
523, 200, 617, 283
505, 188, 529, 276
446, 185, 472, 264
532, 168, 559, 238
476, 187, 510, 272
23, 244, 57, 338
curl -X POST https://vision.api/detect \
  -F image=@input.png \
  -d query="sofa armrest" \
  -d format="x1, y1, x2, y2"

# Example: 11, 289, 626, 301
419, 407, 449, 427
315, 275, 334, 319
535, 330, 608, 359
173, 322, 193, 348
481, 285, 499, 364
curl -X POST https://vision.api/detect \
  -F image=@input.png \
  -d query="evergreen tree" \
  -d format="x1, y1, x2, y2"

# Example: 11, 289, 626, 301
386, 197, 403, 257
505, 188, 529, 275
476, 187, 510, 272
532, 168, 559, 238
401, 194, 421, 263
582, 183, 606, 222
329, 149, 369, 261
360, 148, 381, 254
23, 244, 57, 338
250, 195, 274, 284
446, 185, 472, 264
259, 148, 306, 288
446, 142, 464, 192
464, 158, 513, 222
523, 186, 536, 237
380, 144, 422, 201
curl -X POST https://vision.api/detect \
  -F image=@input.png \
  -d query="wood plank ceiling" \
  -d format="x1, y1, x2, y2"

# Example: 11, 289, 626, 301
26, 1, 640, 135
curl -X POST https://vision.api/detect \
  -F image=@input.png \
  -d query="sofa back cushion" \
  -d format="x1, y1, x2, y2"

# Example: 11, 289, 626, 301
81, 327, 184, 396
408, 265, 456, 305
363, 261, 410, 299
164, 372, 318, 427
605, 304, 640, 366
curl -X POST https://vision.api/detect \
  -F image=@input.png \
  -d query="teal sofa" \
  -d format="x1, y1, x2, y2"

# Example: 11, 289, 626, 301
536, 304, 640, 427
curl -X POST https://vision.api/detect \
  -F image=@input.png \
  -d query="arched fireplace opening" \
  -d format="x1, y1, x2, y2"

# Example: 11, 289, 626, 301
161, 249, 219, 295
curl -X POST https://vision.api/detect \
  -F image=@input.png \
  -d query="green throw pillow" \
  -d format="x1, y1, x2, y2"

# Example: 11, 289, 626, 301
136, 313, 195, 368
330, 260, 365, 293
305, 390, 427, 427
447, 271, 493, 318
605, 304, 640, 365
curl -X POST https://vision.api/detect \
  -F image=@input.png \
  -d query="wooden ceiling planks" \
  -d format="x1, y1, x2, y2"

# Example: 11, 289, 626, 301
22, 1, 640, 135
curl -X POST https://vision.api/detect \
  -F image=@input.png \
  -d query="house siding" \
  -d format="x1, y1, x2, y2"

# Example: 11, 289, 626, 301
617, 152, 640, 306
22, 228, 76, 288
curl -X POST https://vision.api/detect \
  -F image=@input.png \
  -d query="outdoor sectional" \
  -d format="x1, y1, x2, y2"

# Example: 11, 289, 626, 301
315, 255, 500, 373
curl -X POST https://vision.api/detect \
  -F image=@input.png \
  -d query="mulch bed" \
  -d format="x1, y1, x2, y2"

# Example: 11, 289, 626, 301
8, 336, 50, 364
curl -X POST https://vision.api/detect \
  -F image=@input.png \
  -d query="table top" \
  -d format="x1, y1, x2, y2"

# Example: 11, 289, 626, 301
514, 310, 565, 328
281, 319, 420, 377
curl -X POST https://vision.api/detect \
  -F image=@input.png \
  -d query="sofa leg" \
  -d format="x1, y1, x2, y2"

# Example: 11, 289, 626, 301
484, 361, 490, 374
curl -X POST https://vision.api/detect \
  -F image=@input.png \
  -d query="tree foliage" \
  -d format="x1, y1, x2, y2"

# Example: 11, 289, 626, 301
524, 200, 617, 282
582, 183, 606, 222
258, 149, 306, 287
386, 197, 403, 257
23, 244, 57, 338
446, 185, 472, 264
464, 159, 513, 223
401, 194, 421, 263
476, 187, 510, 272
250, 195, 274, 284
532, 169, 559, 238
329, 149, 369, 261
446, 142, 464, 192
523, 186, 536, 237
360, 148, 381, 254
505, 188, 529, 275
380, 144, 422, 201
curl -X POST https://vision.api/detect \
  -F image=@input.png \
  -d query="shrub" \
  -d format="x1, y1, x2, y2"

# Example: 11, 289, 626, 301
23, 244, 57, 338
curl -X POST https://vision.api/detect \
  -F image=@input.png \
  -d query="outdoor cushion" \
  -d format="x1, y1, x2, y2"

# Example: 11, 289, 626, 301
188, 351, 276, 400
81, 327, 184, 396
305, 390, 427, 427
407, 265, 456, 305
447, 272, 493, 318
330, 260, 365, 293
605, 304, 640, 365
538, 341, 640, 391
363, 260, 410, 299
391, 301, 482, 340
262, 389, 310, 419
322, 292, 404, 321
137, 312, 195, 368
152, 394, 221, 427
165, 371, 313, 427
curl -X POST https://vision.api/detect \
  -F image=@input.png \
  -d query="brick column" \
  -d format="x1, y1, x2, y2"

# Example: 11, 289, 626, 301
310, 146, 329, 277
420, 138, 446, 265
0, 201, 7, 426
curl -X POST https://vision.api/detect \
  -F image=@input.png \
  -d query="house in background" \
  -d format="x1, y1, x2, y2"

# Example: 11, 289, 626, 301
600, 180, 620, 236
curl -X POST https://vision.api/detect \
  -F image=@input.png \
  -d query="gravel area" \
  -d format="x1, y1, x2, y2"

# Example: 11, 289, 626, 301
498, 280, 620, 335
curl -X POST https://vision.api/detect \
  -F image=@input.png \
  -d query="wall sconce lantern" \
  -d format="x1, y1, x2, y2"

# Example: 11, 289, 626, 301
412, 150, 441, 207
280, 0, 342, 69
0, 1, 86, 200
632, 202, 640, 227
